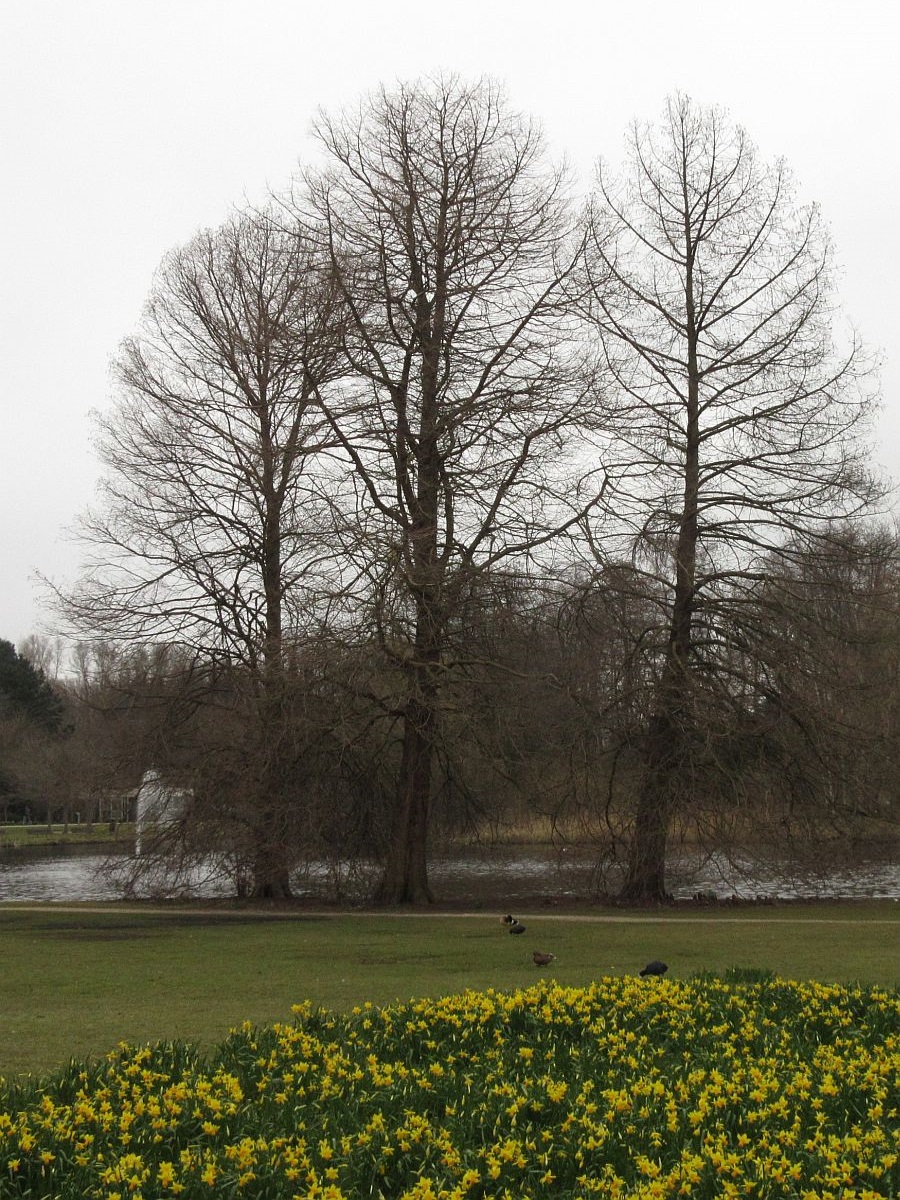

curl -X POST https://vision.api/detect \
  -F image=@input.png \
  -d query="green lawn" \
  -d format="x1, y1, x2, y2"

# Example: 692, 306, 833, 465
1, 901, 897, 1079
0, 823, 134, 848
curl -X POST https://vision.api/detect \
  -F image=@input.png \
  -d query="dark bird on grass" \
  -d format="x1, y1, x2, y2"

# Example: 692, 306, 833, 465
639, 960, 668, 977
533, 950, 556, 966
509, 921, 526, 935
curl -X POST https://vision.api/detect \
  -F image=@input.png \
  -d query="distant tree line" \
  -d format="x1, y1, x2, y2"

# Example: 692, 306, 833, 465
0, 638, 69, 824
16, 80, 894, 903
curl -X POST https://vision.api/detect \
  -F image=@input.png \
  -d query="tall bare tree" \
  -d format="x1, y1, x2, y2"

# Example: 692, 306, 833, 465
581, 95, 882, 902
301, 76, 605, 902
62, 210, 344, 896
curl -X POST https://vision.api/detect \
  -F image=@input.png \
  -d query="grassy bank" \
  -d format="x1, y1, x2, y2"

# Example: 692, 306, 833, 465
1, 902, 897, 1080
0, 823, 135, 849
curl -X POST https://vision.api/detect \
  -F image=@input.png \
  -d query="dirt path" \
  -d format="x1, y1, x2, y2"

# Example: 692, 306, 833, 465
1, 902, 896, 924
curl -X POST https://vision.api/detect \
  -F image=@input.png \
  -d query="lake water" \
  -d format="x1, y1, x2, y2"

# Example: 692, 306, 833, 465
0, 842, 897, 903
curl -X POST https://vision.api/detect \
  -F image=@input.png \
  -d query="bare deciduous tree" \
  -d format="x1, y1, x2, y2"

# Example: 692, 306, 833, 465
62, 211, 345, 896
301, 76, 606, 902
18, 634, 66, 681
581, 94, 882, 902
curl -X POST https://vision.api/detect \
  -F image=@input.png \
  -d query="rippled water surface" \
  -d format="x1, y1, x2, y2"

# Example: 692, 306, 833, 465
0, 842, 897, 903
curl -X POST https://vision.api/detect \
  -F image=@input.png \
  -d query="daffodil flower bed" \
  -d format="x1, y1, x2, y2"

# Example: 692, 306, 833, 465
1, 975, 897, 1199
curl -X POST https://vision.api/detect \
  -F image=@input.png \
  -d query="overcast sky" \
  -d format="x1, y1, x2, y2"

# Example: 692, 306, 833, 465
2, 0, 898, 649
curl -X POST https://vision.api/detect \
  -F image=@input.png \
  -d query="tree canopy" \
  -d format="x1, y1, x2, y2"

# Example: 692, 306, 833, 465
0, 639, 65, 734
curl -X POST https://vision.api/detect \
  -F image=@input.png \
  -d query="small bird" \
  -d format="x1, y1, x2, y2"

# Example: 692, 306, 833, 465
508, 921, 526, 935
639, 960, 668, 977
533, 950, 556, 966
501, 914, 518, 926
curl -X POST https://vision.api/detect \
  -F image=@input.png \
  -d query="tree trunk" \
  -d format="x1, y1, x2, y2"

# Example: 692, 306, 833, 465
248, 809, 294, 899
375, 272, 442, 904
249, 871, 293, 900
248, 647, 295, 901
618, 709, 678, 903
620, 219, 700, 905
374, 686, 436, 905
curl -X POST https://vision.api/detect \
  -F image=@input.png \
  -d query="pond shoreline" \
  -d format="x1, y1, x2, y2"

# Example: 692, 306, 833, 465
1, 837, 897, 904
